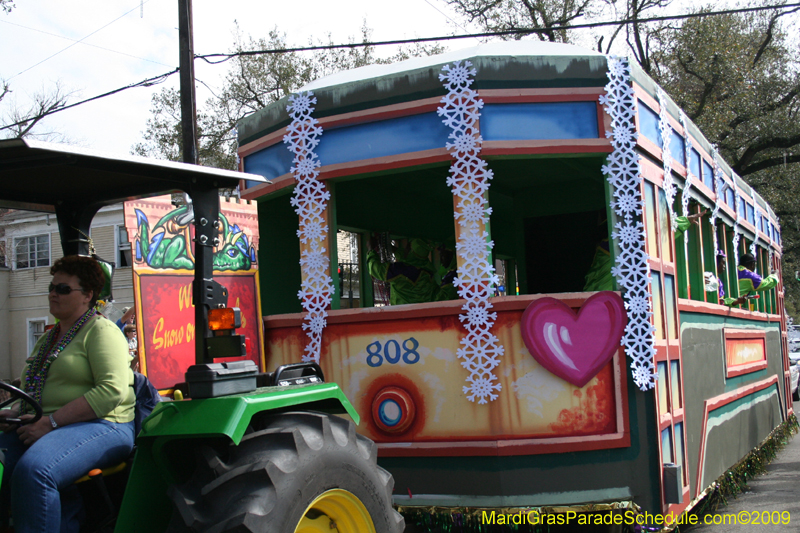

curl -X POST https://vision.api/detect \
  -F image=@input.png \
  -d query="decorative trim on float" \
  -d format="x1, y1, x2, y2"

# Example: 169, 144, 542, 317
723, 329, 768, 378
601, 56, 657, 391
283, 92, 334, 363
263, 292, 612, 328
242, 137, 614, 201
694, 375, 779, 497
677, 298, 780, 322
479, 87, 608, 103
726, 360, 769, 378
239, 97, 445, 157
438, 60, 504, 404
394, 490, 635, 509
481, 139, 612, 156
239, 88, 609, 157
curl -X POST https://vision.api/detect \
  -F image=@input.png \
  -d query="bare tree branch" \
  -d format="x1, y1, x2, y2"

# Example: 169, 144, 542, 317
1, 80, 75, 140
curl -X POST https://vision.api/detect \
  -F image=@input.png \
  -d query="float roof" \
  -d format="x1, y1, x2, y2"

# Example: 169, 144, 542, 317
0, 138, 267, 212
238, 41, 608, 145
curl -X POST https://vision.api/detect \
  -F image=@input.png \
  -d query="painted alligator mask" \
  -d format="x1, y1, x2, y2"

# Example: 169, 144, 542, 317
134, 205, 256, 271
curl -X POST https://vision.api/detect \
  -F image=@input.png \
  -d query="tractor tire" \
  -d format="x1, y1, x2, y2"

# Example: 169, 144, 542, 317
167, 411, 405, 533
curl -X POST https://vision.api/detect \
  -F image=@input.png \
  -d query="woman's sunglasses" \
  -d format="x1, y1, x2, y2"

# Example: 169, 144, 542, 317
48, 283, 85, 295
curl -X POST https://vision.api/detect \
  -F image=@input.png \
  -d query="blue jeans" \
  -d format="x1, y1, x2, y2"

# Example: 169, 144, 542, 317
0, 418, 134, 533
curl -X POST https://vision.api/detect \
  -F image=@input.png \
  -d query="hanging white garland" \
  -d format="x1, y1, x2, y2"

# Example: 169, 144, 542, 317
656, 88, 677, 230
679, 111, 694, 221
766, 204, 775, 268
710, 148, 726, 256
600, 56, 657, 391
750, 204, 761, 258
283, 91, 334, 363
437, 60, 504, 404
732, 188, 742, 265
678, 110, 696, 270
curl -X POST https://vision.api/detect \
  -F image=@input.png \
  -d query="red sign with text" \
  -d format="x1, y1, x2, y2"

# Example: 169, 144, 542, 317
137, 273, 263, 390
124, 195, 264, 391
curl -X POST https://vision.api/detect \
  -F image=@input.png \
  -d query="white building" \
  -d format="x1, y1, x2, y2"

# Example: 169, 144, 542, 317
0, 205, 133, 381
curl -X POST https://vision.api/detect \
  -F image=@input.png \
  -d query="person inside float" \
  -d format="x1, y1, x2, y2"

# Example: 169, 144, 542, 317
434, 244, 458, 301
0, 255, 135, 533
704, 251, 746, 307
738, 253, 779, 310
582, 207, 708, 293
583, 213, 613, 292
366, 235, 442, 305
673, 208, 708, 238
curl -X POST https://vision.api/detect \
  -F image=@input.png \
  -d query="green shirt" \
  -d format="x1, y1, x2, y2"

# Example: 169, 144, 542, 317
583, 243, 614, 292
23, 315, 135, 423
674, 216, 692, 238
366, 250, 440, 305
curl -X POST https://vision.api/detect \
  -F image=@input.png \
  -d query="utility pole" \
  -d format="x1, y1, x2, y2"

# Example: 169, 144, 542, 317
178, 0, 198, 165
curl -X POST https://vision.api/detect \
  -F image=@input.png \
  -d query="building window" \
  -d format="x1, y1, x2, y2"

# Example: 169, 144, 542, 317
117, 225, 132, 267
14, 235, 49, 269
28, 318, 47, 355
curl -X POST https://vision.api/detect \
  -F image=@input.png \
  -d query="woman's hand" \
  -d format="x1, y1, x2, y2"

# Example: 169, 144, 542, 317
0, 408, 20, 432
16, 415, 53, 446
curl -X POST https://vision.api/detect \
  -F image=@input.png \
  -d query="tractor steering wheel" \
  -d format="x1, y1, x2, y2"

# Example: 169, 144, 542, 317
0, 382, 43, 427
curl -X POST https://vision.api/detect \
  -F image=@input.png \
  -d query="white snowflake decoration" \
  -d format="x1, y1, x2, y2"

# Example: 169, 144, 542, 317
602, 56, 657, 391
283, 91, 334, 363
438, 60, 504, 404
657, 88, 678, 230
612, 221, 646, 247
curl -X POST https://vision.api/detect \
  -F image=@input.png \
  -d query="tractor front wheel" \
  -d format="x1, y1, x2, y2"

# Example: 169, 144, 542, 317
167, 411, 404, 533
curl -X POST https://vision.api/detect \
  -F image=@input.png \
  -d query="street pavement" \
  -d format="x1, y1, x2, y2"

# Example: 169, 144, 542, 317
683, 430, 800, 532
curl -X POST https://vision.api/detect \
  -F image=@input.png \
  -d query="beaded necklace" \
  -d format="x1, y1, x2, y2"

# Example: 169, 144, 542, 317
21, 308, 96, 414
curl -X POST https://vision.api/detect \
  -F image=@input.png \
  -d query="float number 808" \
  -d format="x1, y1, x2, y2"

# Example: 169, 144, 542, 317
366, 338, 420, 367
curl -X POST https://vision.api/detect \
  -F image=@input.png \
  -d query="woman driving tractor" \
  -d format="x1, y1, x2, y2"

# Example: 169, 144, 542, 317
0, 255, 135, 533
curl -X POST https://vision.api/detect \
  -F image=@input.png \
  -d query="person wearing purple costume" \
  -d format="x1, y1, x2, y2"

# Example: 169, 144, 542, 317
712, 251, 745, 307
737, 253, 778, 298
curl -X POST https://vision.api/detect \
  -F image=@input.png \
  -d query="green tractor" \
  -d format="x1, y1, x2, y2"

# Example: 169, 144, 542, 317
0, 138, 405, 533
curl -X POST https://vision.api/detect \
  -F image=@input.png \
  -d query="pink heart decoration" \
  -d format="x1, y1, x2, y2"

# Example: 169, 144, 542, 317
520, 292, 627, 388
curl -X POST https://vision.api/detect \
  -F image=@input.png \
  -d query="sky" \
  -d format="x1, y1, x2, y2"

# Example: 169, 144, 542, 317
0, 0, 481, 155
2, 0, 785, 158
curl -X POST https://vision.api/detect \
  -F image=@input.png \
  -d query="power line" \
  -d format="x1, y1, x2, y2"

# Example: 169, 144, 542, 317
196, 2, 800, 64
0, 18, 172, 68
0, 68, 178, 132
420, 0, 476, 38
2, 1, 798, 132
7, 0, 156, 81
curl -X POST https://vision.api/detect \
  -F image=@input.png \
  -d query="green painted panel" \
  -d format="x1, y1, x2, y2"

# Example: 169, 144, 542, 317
257, 191, 303, 315
678, 311, 781, 329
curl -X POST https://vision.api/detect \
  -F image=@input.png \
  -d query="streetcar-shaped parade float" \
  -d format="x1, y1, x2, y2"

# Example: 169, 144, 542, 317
236, 41, 791, 525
